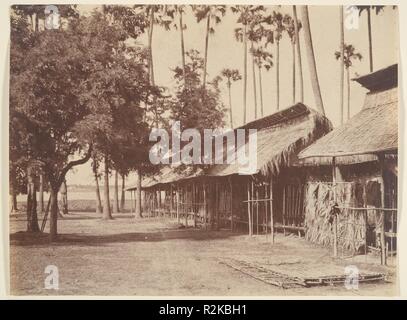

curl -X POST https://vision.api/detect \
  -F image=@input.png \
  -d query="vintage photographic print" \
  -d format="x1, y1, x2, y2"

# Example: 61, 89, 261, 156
7, 3, 399, 297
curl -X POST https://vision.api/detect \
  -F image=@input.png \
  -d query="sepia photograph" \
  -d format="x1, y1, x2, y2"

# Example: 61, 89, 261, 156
6, 3, 400, 297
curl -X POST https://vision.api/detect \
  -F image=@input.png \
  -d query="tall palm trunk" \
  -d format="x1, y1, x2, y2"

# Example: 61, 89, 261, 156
148, 10, 155, 85
103, 155, 112, 219
26, 165, 40, 233
293, 6, 304, 102
93, 160, 103, 214
39, 173, 44, 215
243, 24, 248, 124
367, 8, 373, 72
300, 5, 325, 115
179, 10, 186, 84
120, 173, 126, 211
339, 6, 344, 125
227, 81, 234, 128
347, 67, 351, 120
276, 39, 280, 110
203, 15, 210, 88
258, 66, 264, 117
113, 170, 120, 213
135, 169, 142, 218
251, 41, 258, 119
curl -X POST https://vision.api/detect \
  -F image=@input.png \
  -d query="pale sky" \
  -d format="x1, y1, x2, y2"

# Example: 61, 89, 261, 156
66, 5, 399, 186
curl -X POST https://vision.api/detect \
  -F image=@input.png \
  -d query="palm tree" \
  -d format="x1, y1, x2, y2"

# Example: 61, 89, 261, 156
292, 6, 304, 103
339, 6, 345, 125
252, 47, 273, 117
162, 5, 188, 84
192, 5, 226, 88
356, 6, 384, 72
231, 5, 264, 124
299, 5, 325, 115
283, 14, 302, 104
221, 69, 242, 128
271, 11, 285, 110
231, 5, 250, 125
335, 44, 362, 120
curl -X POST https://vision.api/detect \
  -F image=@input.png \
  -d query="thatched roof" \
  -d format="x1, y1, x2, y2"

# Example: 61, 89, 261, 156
125, 166, 203, 191
208, 103, 332, 177
298, 87, 398, 165
126, 103, 332, 190
353, 64, 397, 92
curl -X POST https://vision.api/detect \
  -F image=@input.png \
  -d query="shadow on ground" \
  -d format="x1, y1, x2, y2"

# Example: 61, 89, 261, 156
10, 226, 242, 247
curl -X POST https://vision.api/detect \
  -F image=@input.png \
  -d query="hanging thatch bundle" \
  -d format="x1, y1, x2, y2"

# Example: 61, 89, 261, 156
304, 182, 367, 252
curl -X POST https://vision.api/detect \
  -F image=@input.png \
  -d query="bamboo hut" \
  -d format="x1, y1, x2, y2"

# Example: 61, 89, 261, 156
298, 64, 398, 264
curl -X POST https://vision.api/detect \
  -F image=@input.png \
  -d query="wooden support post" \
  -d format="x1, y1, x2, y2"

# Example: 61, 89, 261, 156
251, 180, 254, 236
332, 157, 338, 258
270, 178, 274, 244
193, 182, 197, 228
247, 181, 252, 236
379, 154, 387, 265
203, 183, 207, 230
282, 186, 286, 236
229, 177, 233, 232
265, 184, 268, 240
176, 187, 180, 223
256, 189, 259, 235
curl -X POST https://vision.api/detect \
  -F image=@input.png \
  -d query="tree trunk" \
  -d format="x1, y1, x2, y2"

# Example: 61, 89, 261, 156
49, 187, 58, 241
179, 10, 186, 84
258, 66, 264, 117
276, 39, 280, 110
203, 15, 210, 88
26, 166, 40, 233
39, 173, 44, 215
135, 169, 142, 218
292, 42, 296, 104
347, 67, 351, 120
293, 5, 304, 103
367, 8, 373, 72
339, 6, 344, 125
93, 161, 103, 214
10, 192, 18, 213
113, 170, 120, 213
120, 173, 125, 212
60, 179, 68, 215
148, 10, 155, 85
251, 41, 258, 119
227, 82, 233, 128
103, 155, 112, 219
243, 23, 248, 124
300, 5, 325, 115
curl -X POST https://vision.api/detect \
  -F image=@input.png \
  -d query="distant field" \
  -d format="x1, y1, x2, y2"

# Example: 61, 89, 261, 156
16, 191, 133, 213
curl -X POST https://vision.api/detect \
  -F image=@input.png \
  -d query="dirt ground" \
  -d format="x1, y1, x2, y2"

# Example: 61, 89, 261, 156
9, 211, 398, 296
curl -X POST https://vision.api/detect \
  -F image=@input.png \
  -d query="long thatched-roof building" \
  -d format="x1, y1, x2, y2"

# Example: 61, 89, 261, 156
127, 102, 332, 239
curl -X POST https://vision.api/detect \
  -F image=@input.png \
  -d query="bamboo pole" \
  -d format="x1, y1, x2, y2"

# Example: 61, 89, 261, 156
247, 181, 252, 236
203, 183, 207, 230
270, 178, 274, 244
229, 177, 233, 232
332, 157, 338, 258
256, 189, 259, 235
176, 187, 180, 223
379, 154, 387, 265
282, 186, 286, 236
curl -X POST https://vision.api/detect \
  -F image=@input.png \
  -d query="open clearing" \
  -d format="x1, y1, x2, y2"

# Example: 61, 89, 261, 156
9, 211, 398, 296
